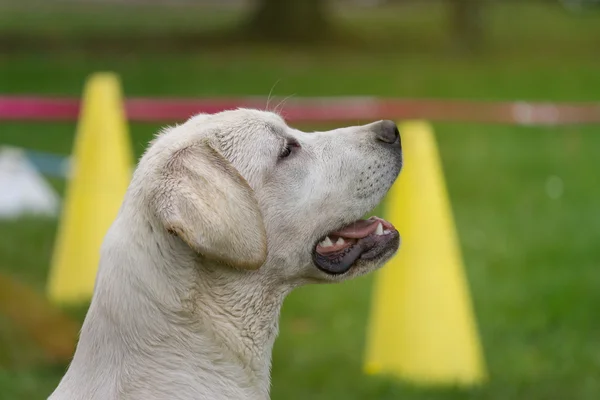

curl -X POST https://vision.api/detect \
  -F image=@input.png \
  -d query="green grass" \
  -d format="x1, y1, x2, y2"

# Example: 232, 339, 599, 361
1, 1, 600, 399
0, 0, 247, 37
3, 122, 600, 400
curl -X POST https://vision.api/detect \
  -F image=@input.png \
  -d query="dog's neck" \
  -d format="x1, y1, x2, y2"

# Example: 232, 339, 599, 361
54, 216, 291, 400
185, 258, 291, 382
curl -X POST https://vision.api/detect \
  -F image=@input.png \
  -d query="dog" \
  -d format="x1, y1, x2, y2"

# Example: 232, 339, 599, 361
48, 108, 402, 400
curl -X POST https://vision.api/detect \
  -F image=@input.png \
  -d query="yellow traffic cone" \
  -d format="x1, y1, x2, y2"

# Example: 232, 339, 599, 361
47, 73, 133, 305
364, 121, 487, 385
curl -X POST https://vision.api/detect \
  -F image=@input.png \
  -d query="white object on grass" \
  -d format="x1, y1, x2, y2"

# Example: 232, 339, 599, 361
0, 146, 60, 219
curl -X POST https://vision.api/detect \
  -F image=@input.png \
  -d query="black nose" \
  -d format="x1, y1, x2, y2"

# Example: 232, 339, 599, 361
375, 120, 401, 147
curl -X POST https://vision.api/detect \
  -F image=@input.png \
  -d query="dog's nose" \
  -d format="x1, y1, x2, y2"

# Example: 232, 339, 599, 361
374, 120, 401, 148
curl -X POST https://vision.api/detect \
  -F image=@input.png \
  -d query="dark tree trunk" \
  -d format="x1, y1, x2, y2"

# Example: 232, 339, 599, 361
449, 0, 484, 53
247, 0, 331, 43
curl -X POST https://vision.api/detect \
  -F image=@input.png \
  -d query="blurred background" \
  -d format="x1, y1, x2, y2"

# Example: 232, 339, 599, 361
1, 0, 600, 399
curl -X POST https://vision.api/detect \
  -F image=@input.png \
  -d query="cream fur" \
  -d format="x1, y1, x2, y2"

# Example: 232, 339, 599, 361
48, 109, 403, 400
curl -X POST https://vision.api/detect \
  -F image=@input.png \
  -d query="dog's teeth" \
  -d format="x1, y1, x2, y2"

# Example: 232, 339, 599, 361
383, 229, 391, 235
320, 237, 334, 247
336, 237, 345, 245
375, 223, 384, 236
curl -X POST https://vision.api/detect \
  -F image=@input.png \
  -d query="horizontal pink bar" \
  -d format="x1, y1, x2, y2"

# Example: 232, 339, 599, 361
1, 96, 599, 125
0, 97, 80, 121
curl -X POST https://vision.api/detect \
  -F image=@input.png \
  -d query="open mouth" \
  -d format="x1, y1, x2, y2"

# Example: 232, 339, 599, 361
312, 216, 400, 275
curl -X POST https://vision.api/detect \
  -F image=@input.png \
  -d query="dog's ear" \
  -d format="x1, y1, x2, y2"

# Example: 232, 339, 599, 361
153, 141, 267, 270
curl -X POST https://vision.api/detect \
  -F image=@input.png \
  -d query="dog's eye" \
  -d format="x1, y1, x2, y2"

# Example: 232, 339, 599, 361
279, 139, 299, 159
280, 145, 292, 158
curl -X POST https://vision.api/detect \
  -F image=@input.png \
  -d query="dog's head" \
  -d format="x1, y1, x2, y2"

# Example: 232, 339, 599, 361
139, 108, 402, 284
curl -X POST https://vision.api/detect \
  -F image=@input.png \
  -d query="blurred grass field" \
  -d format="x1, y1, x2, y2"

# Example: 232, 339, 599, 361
1, 1, 600, 399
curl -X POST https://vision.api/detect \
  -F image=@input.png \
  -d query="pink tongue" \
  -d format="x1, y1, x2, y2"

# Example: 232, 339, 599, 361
331, 219, 380, 239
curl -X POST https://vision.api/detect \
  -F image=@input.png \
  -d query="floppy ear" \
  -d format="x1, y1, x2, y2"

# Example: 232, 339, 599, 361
153, 141, 267, 270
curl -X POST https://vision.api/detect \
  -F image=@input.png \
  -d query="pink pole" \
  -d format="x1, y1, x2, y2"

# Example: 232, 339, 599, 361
0, 96, 599, 125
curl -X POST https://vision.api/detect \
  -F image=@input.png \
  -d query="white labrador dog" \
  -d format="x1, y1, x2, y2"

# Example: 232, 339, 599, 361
49, 108, 402, 400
